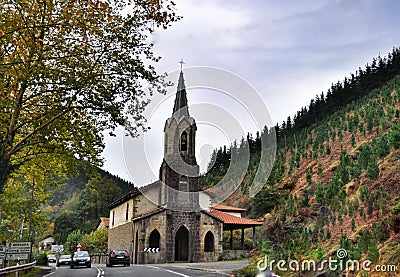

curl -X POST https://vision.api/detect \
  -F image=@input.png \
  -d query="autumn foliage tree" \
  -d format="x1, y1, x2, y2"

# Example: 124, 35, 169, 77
0, 0, 180, 192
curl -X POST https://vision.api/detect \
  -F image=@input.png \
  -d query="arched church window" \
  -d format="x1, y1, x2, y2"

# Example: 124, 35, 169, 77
149, 229, 160, 249
204, 231, 214, 252
180, 131, 187, 151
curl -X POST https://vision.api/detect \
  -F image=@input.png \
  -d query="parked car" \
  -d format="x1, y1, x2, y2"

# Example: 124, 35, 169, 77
47, 254, 57, 263
56, 254, 71, 266
106, 250, 130, 267
70, 251, 91, 268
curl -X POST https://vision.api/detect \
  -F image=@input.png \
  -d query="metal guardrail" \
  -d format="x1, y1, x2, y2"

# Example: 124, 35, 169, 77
0, 261, 36, 276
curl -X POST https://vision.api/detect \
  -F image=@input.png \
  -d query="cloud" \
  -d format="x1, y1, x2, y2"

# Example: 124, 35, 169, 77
102, 0, 400, 183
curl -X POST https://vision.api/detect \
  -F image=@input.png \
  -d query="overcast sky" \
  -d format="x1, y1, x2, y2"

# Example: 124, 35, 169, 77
102, 0, 400, 186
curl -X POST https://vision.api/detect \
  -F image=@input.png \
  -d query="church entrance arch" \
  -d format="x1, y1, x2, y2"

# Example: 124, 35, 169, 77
175, 226, 189, 261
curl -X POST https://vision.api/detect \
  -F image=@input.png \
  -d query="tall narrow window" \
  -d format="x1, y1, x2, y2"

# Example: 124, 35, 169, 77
180, 131, 187, 151
112, 211, 115, 227
126, 203, 129, 221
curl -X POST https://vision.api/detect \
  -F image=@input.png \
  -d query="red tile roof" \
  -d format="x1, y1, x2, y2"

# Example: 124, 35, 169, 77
210, 209, 263, 226
212, 204, 246, 212
97, 217, 110, 229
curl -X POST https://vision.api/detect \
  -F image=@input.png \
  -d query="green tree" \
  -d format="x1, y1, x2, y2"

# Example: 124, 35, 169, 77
389, 122, 400, 149
315, 184, 324, 204
53, 211, 81, 245
318, 163, 323, 175
367, 239, 380, 263
326, 144, 331, 155
300, 189, 310, 208
81, 228, 108, 254
0, 0, 180, 192
306, 167, 312, 184
316, 247, 323, 260
367, 159, 379, 180
65, 230, 84, 253
326, 229, 331, 239
252, 187, 278, 216
0, 159, 62, 243
53, 193, 81, 244
79, 176, 122, 232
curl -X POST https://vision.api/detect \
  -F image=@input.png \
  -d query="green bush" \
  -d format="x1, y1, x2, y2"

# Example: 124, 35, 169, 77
35, 253, 48, 266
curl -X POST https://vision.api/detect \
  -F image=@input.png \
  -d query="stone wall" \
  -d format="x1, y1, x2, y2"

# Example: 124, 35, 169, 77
133, 210, 167, 264
107, 222, 133, 256
91, 254, 107, 264
199, 212, 223, 262
221, 250, 252, 260
165, 210, 201, 263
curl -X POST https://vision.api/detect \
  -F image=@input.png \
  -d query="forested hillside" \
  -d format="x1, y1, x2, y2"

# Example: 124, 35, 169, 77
47, 165, 134, 245
202, 48, 400, 276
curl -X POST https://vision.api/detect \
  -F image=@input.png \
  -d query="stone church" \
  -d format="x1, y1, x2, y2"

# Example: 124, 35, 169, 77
107, 70, 262, 264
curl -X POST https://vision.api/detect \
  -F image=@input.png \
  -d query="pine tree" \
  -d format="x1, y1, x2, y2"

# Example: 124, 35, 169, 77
318, 163, 323, 175
389, 122, 400, 149
351, 133, 356, 146
326, 144, 331, 155
306, 167, 313, 184
367, 239, 380, 263
367, 159, 379, 180
315, 184, 325, 203
326, 229, 331, 239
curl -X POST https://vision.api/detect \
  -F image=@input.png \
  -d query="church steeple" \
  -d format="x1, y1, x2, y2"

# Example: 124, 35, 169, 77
172, 71, 189, 118
163, 69, 196, 162
159, 67, 200, 211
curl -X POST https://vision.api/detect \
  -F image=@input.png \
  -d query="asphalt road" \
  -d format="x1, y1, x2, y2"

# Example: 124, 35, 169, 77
46, 260, 248, 277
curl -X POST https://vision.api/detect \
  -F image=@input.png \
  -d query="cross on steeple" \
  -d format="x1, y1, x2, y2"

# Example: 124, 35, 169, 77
179, 59, 185, 72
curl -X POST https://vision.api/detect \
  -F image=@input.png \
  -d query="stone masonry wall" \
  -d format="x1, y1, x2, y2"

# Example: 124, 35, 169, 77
165, 210, 201, 263
133, 211, 167, 264
200, 212, 223, 262
108, 222, 133, 256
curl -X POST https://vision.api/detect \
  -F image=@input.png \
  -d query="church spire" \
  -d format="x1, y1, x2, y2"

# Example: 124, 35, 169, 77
172, 69, 189, 118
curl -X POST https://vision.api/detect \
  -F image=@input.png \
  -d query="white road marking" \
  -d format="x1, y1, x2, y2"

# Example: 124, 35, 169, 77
165, 269, 191, 277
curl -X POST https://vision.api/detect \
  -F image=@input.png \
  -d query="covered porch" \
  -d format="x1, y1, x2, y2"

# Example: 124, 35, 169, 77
210, 206, 263, 250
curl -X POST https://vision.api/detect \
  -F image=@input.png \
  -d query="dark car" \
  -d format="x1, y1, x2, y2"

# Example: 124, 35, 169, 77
56, 254, 71, 266
70, 251, 91, 268
106, 250, 130, 267
47, 254, 57, 263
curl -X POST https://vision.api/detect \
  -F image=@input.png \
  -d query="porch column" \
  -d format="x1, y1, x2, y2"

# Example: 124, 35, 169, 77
230, 229, 233, 250
241, 228, 245, 249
